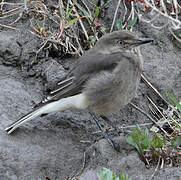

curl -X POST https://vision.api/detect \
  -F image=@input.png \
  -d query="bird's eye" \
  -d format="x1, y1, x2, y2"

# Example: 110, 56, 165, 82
117, 40, 125, 45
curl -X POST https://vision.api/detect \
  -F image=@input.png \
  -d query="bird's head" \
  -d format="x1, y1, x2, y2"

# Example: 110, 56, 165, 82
93, 30, 153, 54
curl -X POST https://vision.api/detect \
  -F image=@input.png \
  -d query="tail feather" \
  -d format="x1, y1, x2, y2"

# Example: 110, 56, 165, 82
5, 105, 49, 134
5, 93, 88, 134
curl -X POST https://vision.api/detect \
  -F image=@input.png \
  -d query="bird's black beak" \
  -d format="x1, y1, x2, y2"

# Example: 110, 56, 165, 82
134, 38, 154, 46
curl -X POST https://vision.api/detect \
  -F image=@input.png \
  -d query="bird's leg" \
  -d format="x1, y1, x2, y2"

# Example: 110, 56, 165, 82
100, 115, 121, 136
90, 113, 116, 150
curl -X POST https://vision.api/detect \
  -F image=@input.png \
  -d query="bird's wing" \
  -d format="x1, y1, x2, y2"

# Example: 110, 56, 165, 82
37, 52, 123, 107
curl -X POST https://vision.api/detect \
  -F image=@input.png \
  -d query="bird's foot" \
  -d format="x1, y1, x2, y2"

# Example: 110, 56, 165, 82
101, 115, 121, 136
91, 113, 119, 151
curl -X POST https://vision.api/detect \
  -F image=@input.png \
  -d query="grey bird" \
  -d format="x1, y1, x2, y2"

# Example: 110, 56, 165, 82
5, 30, 153, 143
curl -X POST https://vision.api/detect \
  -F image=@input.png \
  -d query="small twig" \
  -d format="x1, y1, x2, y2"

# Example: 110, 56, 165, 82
173, 0, 179, 20
147, 96, 170, 136
68, 41, 81, 56
0, 23, 19, 30
74, 150, 86, 177
58, 18, 64, 40
123, 3, 134, 29
166, 111, 181, 129
0, 0, 4, 11
110, 0, 121, 32
147, 96, 166, 118
69, 0, 89, 41
92, 122, 153, 135
79, 0, 92, 21
74, 1, 101, 39
28, 30, 43, 38
141, 74, 169, 106
35, 39, 48, 60
130, 1, 135, 32
46, 9, 60, 25
122, 0, 128, 23
160, 157, 164, 169
148, 96, 177, 132
0, 11, 23, 20
149, 156, 161, 180
73, 32, 84, 55
137, 13, 160, 24
0, 4, 24, 16
0, 2, 24, 6
170, 29, 181, 43
150, 22, 170, 30
130, 102, 171, 136
130, 102, 156, 123
160, 0, 168, 16
71, 146, 92, 179
9, 8, 28, 25
144, 0, 181, 26
24, 0, 27, 10
58, 0, 65, 21
148, 103, 161, 119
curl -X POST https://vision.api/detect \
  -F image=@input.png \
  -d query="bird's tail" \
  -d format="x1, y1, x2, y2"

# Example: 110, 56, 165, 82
5, 93, 88, 134
5, 103, 52, 134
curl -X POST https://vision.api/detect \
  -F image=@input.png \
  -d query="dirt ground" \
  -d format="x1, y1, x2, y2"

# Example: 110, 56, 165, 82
0, 0, 181, 180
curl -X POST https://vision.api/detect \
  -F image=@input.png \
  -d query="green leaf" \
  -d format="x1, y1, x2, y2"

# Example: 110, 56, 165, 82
36, 21, 41, 31
126, 126, 145, 154
126, 135, 137, 147
173, 121, 181, 130
126, 125, 153, 155
127, 16, 137, 29
150, 134, 164, 149
120, 173, 131, 180
171, 136, 181, 147
95, 6, 100, 18
93, 6, 100, 19
120, 173, 124, 180
86, 36, 95, 46
97, 168, 119, 180
116, 19, 123, 30
132, 125, 143, 143
163, 135, 167, 145
64, 17, 82, 28
104, 0, 113, 7
92, 0, 96, 4
142, 128, 150, 149
82, 7, 89, 17
66, 7, 74, 19
167, 91, 181, 113
81, 7, 91, 25
100, 26, 107, 33
66, 0, 70, 19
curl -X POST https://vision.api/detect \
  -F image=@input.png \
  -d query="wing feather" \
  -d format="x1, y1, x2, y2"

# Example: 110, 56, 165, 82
36, 52, 123, 107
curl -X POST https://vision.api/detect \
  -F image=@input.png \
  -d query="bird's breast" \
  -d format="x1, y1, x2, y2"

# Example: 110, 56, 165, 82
84, 55, 141, 115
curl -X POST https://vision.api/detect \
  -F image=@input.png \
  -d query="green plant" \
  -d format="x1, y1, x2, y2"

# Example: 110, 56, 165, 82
167, 91, 181, 114
127, 17, 138, 30
125, 125, 150, 155
116, 16, 137, 30
126, 125, 166, 151
97, 168, 131, 180
116, 19, 123, 30
126, 125, 168, 164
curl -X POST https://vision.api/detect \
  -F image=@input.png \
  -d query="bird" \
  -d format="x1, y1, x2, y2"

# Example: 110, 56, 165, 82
5, 30, 153, 147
